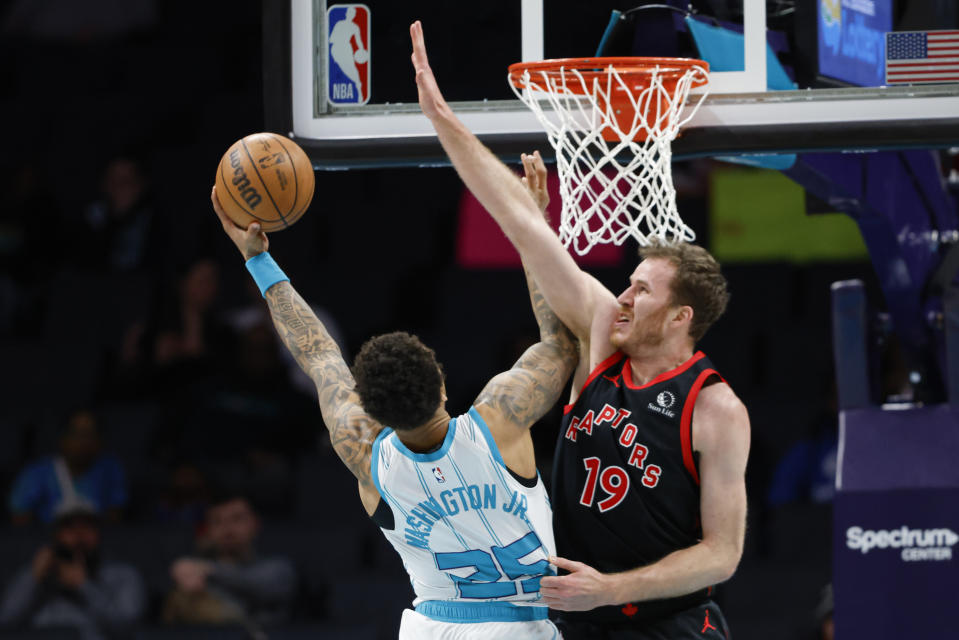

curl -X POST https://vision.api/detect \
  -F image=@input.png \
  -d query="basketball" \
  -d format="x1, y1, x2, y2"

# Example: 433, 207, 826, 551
354, 48, 369, 64
215, 132, 314, 232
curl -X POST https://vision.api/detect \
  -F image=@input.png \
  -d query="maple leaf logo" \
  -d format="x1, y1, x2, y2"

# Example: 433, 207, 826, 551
621, 602, 638, 617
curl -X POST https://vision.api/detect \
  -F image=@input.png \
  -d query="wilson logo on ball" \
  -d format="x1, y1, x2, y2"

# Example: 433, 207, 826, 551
228, 149, 263, 210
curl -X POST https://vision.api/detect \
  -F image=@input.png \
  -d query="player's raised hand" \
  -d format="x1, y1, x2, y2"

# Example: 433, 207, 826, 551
521, 151, 550, 216
211, 186, 269, 260
410, 21, 450, 121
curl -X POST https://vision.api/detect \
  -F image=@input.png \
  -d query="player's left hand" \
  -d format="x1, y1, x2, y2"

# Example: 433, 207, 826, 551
540, 555, 616, 611
521, 150, 550, 216
410, 21, 450, 121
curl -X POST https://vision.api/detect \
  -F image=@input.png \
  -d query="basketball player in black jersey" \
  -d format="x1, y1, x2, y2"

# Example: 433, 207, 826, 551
412, 21, 750, 639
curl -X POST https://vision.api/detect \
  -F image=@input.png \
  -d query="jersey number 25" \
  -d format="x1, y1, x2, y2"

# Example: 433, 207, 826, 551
434, 531, 552, 599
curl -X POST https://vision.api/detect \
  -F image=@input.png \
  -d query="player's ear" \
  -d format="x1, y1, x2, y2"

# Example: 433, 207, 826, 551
673, 305, 693, 326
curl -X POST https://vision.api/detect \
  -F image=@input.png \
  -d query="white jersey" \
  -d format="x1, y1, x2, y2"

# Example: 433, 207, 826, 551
370, 407, 555, 624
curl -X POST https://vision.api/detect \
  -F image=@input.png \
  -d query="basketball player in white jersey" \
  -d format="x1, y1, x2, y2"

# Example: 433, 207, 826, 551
209, 159, 576, 639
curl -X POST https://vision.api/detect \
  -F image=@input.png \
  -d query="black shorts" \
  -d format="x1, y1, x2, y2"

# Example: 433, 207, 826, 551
556, 600, 730, 640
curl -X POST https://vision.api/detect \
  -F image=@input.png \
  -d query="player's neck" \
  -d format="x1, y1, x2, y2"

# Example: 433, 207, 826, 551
396, 408, 452, 453
626, 341, 695, 386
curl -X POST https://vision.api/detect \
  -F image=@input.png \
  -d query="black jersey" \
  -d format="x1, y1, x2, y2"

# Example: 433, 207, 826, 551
552, 350, 724, 624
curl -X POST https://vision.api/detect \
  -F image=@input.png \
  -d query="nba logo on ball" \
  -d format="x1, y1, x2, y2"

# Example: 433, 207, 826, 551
327, 4, 370, 105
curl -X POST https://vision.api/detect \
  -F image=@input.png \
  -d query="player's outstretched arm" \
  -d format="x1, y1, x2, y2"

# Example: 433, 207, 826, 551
474, 269, 578, 432
211, 188, 380, 491
410, 20, 617, 345
473, 252, 579, 432
263, 283, 380, 485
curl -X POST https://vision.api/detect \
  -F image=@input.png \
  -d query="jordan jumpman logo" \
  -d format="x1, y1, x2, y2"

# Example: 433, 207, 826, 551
702, 609, 717, 633
603, 373, 622, 387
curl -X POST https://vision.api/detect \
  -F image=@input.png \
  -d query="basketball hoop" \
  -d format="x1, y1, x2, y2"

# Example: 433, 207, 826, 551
508, 57, 709, 254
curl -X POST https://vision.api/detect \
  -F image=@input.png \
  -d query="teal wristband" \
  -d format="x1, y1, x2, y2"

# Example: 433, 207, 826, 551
245, 252, 289, 297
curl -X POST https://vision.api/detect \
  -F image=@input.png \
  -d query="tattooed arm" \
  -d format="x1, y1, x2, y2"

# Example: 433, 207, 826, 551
210, 188, 380, 494
473, 270, 578, 431
474, 153, 578, 433
263, 281, 380, 485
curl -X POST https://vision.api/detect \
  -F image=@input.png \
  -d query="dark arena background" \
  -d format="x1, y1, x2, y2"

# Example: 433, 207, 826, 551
1, 1, 958, 639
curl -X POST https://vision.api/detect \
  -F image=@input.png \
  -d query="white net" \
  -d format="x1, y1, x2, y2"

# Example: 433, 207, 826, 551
510, 60, 709, 254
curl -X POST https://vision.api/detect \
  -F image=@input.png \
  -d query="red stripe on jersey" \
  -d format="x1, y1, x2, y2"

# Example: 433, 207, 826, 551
584, 351, 627, 389
680, 368, 723, 485
622, 351, 706, 390
565, 352, 627, 414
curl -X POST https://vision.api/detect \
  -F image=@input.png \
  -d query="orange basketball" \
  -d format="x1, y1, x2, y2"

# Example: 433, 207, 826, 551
215, 132, 314, 232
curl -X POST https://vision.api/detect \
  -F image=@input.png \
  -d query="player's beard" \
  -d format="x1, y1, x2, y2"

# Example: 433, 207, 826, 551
612, 304, 670, 352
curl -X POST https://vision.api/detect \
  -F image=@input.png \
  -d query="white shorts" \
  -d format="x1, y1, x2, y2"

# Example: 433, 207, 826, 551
398, 608, 562, 639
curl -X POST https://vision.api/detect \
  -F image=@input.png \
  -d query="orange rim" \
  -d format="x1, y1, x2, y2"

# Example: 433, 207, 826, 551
508, 56, 709, 90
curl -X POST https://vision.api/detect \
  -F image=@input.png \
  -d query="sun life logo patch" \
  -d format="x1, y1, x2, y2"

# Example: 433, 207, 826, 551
648, 390, 677, 418
656, 391, 676, 409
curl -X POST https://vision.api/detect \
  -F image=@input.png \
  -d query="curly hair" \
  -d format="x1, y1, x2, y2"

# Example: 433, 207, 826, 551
353, 332, 444, 431
639, 241, 730, 342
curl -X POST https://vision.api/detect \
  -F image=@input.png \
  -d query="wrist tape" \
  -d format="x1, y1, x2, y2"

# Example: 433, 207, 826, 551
245, 252, 289, 297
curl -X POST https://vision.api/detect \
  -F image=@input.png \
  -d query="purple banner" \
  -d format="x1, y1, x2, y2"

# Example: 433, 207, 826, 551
839, 405, 959, 490
835, 489, 959, 638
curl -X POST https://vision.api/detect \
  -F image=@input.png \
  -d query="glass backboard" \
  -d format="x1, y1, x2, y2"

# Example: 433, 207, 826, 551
263, 0, 959, 168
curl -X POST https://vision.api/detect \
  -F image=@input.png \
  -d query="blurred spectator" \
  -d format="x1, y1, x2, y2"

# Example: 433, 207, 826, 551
9, 409, 127, 525
163, 493, 296, 627
153, 461, 210, 526
0, 498, 145, 640
766, 409, 838, 507
166, 321, 317, 515
152, 257, 223, 368
70, 155, 164, 275
115, 256, 230, 397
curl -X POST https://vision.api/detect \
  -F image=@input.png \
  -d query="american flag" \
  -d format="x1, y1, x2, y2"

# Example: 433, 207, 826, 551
886, 30, 959, 85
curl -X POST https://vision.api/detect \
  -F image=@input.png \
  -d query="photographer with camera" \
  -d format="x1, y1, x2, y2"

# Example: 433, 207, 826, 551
0, 498, 145, 640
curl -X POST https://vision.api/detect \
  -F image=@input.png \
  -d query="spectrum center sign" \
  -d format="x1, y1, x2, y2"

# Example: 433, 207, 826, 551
846, 525, 958, 561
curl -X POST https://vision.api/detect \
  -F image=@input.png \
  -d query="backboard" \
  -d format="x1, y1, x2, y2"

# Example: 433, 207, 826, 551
263, 0, 959, 169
